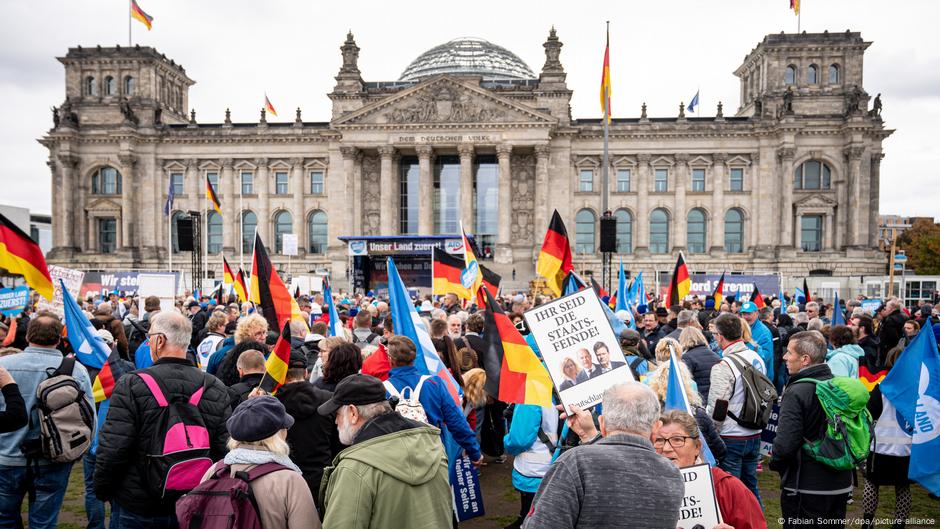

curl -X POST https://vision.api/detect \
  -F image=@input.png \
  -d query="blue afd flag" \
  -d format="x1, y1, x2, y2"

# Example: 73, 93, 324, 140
688, 90, 700, 113
322, 277, 342, 337
831, 292, 845, 326
61, 279, 109, 370
615, 260, 628, 312
664, 347, 716, 466
881, 324, 940, 495
387, 257, 463, 403
163, 176, 175, 217
635, 271, 648, 312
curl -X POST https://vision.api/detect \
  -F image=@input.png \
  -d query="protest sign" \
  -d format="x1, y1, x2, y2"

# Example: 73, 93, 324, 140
861, 299, 882, 315
679, 463, 722, 529
450, 453, 484, 521
760, 403, 781, 456
37, 265, 84, 316
524, 289, 634, 413
138, 273, 179, 314
0, 286, 30, 317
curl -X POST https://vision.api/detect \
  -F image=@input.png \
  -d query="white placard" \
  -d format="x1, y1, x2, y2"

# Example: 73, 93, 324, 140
523, 289, 634, 413
679, 464, 722, 528
282, 234, 298, 256
138, 273, 179, 314
37, 265, 85, 316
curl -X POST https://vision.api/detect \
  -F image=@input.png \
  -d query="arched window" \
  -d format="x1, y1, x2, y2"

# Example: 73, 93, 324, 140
207, 212, 222, 254
104, 76, 116, 96
85, 76, 97, 96
241, 211, 257, 253
614, 209, 632, 254
828, 64, 840, 84
807, 64, 818, 84
92, 166, 122, 194
308, 211, 328, 254
794, 160, 832, 190
124, 76, 135, 95
784, 65, 796, 85
575, 209, 595, 254
274, 211, 293, 253
724, 209, 745, 253
171, 211, 186, 253
687, 209, 707, 254
650, 209, 669, 254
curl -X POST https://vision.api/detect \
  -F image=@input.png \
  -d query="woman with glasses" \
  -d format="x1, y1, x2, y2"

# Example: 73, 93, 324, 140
652, 410, 766, 529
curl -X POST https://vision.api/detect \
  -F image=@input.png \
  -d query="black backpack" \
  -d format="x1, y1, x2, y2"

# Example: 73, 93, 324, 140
725, 354, 778, 430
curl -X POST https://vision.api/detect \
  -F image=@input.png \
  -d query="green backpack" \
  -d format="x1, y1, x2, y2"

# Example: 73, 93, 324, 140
796, 377, 872, 470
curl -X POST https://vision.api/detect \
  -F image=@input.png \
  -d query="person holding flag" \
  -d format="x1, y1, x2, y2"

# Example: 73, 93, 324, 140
666, 253, 691, 308
321, 276, 343, 338
536, 210, 574, 296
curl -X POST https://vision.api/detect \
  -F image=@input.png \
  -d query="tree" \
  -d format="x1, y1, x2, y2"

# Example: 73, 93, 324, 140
897, 218, 940, 275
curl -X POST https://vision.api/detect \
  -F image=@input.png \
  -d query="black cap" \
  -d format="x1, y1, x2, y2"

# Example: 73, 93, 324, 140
288, 349, 307, 369
655, 307, 669, 317
185, 300, 200, 309
227, 396, 294, 442
317, 374, 388, 416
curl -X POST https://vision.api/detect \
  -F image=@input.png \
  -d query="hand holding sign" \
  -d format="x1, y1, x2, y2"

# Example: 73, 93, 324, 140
556, 403, 598, 443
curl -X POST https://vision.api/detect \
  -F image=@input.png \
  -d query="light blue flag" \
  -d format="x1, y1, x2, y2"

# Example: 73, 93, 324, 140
624, 300, 637, 331
664, 347, 716, 466
615, 260, 628, 312
61, 279, 109, 370
881, 324, 940, 495
792, 287, 805, 307
387, 257, 463, 403
688, 90, 700, 113
635, 271, 647, 312
831, 292, 845, 326
323, 277, 342, 337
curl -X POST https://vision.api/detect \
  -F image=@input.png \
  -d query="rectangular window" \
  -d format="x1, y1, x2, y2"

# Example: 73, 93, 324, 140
654, 169, 668, 192
579, 169, 593, 192
800, 215, 823, 252
729, 168, 744, 192
433, 156, 460, 234
474, 155, 498, 260
309, 171, 324, 195
206, 172, 219, 189
616, 169, 631, 192
170, 172, 184, 195
98, 217, 117, 254
691, 169, 706, 192
275, 172, 289, 195
241, 171, 253, 194
400, 157, 419, 234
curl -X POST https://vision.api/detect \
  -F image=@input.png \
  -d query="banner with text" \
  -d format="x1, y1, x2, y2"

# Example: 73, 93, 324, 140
679, 464, 722, 528
0, 286, 30, 317
37, 265, 85, 316
657, 273, 780, 301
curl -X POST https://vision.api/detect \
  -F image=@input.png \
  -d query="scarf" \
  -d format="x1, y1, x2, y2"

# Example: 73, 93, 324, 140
223, 447, 302, 474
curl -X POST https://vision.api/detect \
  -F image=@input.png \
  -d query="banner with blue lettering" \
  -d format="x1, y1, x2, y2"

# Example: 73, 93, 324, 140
0, 286, 29, 317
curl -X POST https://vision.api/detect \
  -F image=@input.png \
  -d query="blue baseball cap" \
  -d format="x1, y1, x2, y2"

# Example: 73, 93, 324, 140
740, 301, 758, 314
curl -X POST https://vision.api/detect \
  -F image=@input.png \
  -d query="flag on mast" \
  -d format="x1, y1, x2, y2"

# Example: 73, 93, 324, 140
0, 213, 53, 300
712, 272, 726, 307
264, 94, 278, 117
536, 210, 574, 296
130, 0, 153, 30
688, 90, 700, 113
600, 26, 612, 123
790, 0, 800, 15
666, 253, 691, 308
206, 176, 222, 216
163, 177, 175, 217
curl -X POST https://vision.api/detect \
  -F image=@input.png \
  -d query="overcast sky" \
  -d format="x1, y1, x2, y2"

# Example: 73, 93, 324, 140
1, 0, 937, 218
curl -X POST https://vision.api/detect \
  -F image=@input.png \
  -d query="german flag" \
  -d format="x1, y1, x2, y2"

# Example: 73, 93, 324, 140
477, 265, 502, 308
259, 321, 291, 394
432, 249, 471, 300
480, 287, 552, 407
750, 283, 766, 309
536, 210, 573, 296
666, 252, 690, 308
712, 272, 725, 307
0, 213, 53, 300
233, 268, 248, 302
859, 365, 887, 392
130, 0, 153, 30
222, 256, 236, 285
250, 232, 306, 332
590, 277, 608, 299
264, 94, 278, 117
600, 25, 612, 122
790, 0, 800, 16
92, 348, 131, 403
803, 278, 810, 304
206, 176, 222, 216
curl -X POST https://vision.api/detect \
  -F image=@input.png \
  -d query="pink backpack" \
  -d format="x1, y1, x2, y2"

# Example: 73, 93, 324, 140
176, 462, 288, 529
137, 372, 214, 499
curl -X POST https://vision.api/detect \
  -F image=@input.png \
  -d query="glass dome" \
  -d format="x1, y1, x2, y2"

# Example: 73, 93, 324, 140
399, 37, 536, 82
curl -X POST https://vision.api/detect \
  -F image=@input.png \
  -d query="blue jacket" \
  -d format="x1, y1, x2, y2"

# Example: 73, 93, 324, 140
504, 404, 550, 493
206, 336, 236, 375
750, 320, 775, 383
134, 340, 152, 369
386, 365, 481, 461
0, 346, 95, 466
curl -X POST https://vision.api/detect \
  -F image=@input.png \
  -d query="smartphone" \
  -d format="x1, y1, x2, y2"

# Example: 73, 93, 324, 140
712, 399, 729, 422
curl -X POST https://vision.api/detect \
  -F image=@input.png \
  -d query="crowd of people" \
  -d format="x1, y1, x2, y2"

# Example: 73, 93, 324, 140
0, 284, 934, 528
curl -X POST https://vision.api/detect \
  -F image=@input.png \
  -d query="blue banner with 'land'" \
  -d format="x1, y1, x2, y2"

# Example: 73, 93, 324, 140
0, 286, 30, 317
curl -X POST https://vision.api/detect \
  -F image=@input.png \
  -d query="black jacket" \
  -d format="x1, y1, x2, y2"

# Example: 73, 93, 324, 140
228, 372, 265, 410
769, 363, 853, 494
464, 334, 488, 372
93, 357, 231, 516
0, 384, 27, 433
681, 344, 720, 402
858, 335, 881, 372
878, 309, 908, 355
189, 310, 209, 347
276, 380, 339, 505
693, 405, 726, 464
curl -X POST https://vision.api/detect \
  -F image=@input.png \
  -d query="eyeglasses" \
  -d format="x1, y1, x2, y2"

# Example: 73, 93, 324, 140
652, 435, 698, 449
147, 332, 166, 341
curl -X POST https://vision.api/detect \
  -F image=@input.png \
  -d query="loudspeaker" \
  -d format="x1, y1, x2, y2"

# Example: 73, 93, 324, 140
599, 215, 617, 253
176, 218, 195, 252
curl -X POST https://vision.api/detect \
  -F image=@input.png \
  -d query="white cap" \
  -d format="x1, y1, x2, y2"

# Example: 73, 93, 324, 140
96, 328, 115, 346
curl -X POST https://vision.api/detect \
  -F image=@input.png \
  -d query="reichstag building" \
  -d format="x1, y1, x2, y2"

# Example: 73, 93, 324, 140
42, 29, 891, 289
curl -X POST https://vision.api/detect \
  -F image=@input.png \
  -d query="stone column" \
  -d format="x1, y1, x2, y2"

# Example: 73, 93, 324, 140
222, 158, 236, 252
845, 146, 864, 246
777, 148, 795, 247
378, 146, 396, 235
458, 144, 475, 233
825, 213, 835, 250
416, 145, 434, 234
635, 154, 651, 252
834, 163, 848, 250
57, 154, 79, 249
186, 158, 199, 209
496, 144, 513, 247
673, 154, 688, 251
48, 159, 61, 248
534, 144, 551, 245
290, 157, 304, 252
352, 152, 363, 236
256, 158, 271, 243
340, 147, 359, 236
869, 152, 883, 248
710, 153, 726, 252
749, 152, 762, 248
118, 154, 136, 249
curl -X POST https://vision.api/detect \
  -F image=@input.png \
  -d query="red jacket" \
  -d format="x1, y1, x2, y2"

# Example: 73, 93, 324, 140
361, 343, 390, 381
712, 467, 767, 529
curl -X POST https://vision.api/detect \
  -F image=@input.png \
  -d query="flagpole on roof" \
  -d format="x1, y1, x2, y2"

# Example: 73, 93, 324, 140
128, 0, 132, 47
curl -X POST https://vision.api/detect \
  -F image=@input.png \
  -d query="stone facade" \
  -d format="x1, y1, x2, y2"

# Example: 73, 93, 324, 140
41, 30, 891, 288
